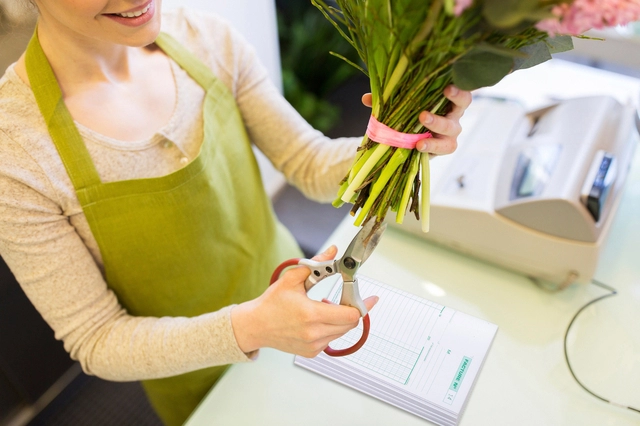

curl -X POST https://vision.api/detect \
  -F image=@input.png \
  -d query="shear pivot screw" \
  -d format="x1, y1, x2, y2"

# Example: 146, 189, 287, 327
343, 257, 356, 269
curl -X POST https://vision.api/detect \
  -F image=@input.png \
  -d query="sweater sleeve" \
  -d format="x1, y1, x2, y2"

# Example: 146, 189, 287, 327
238, 69, 362, 203
173, 9, 363, 203
0, 130, 256, 381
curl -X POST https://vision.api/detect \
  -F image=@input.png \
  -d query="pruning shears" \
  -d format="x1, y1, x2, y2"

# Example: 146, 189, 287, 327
270, 219, 387, 357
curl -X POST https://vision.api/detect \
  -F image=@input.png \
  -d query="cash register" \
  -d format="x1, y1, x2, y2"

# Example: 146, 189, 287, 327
393, 95, 639, 289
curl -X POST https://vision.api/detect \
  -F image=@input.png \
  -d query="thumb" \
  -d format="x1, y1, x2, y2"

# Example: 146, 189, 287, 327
274, 245, 339, 289
278, 245, 338, 289
361, 93, 373, 108
311, 245, 338, 262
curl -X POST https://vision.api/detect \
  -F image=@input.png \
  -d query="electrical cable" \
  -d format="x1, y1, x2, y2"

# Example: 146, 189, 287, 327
563, 279, 640, 414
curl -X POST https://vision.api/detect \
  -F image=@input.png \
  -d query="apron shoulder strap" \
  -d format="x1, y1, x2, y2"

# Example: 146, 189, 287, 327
25, 29, 102, 190
154, 33, 218, 90
23, 30, 222, 194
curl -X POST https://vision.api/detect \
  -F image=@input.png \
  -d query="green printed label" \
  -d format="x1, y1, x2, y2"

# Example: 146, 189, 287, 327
449, 356, 472, 392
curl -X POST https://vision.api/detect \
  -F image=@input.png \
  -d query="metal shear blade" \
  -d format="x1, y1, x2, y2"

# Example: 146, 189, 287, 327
333, 220, 386, 317
300, 220, 387, 292
339, 219, 387, 280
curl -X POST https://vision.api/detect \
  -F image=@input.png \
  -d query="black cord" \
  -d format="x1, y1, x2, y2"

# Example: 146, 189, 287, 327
563, 279, 640, 414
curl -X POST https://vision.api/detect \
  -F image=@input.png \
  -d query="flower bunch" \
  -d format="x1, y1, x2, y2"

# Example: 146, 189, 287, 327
537, 0, 640, 35
315, 0, 640, 232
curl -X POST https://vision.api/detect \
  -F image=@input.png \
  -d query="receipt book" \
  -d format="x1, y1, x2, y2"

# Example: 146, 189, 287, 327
294, 275, 498, 426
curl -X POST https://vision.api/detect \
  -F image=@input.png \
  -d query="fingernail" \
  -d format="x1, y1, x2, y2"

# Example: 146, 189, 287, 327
417, 141, 431, 152
422, 112, 434, 124
323, 245, 335, 254
449, 86, 459, 96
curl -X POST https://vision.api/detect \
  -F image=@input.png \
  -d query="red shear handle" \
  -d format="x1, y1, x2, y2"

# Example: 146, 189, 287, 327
270, 258, 301, 284
270, 259, 369, 357
323, 313, 369, 357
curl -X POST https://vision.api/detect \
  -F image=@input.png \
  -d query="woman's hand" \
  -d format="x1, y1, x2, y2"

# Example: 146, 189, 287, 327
362, 85, 472, 155
231, 246, 379, 358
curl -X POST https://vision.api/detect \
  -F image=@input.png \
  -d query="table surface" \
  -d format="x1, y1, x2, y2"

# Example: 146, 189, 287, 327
185, 60, 640, 426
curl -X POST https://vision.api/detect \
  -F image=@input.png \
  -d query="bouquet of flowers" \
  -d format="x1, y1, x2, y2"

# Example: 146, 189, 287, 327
316, 0, 640, 232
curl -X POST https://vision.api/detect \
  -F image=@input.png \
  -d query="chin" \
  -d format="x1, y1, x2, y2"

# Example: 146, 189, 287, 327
120, 20, 162, 47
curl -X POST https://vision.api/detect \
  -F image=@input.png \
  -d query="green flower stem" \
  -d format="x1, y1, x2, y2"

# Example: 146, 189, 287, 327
377, 166, 403, 218
332, 180, 350, 208
313, 0, 555, 230
420, 152, 431, 233
395, 151, 421, 224
348, 139, 375, 183
341, 143, 391, 203
354, 148, 410, 226
381, 0, 443, 104
429, 96, 447, 114
382, 55, 409, 102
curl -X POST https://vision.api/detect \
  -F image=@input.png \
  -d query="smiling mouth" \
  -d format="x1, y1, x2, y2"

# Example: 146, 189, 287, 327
109, 2, 152, 18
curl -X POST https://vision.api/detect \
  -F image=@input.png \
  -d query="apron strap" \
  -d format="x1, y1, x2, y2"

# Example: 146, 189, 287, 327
24, 30, 216, 192
154, 33, 217, 90
25, 28, 102, 190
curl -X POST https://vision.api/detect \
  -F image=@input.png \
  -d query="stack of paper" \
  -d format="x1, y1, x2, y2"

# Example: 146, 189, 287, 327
295, 275, 497, 426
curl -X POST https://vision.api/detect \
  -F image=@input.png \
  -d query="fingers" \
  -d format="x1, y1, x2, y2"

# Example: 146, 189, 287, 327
311, 245, 337, 261
415, 85, 472, 155
299, 297, 379, 357
444, 85, 472, 120
419, 110, 461, 140
363, 86, 470, 155
415, 110, 459, 155
362, 295, 378, 312
361, 93, 373, 108
297, 334, 345, 358
322, 295, 379, 312
316, 295, 379, 326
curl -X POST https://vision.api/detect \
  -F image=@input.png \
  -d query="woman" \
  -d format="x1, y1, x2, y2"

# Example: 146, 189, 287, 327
0, 0, 472, 424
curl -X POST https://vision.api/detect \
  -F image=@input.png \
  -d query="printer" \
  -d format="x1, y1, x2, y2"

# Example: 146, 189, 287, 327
392, 95, 639, 289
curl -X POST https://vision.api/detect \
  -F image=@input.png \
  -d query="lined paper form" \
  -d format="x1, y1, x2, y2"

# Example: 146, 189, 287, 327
295, 276, 497, 426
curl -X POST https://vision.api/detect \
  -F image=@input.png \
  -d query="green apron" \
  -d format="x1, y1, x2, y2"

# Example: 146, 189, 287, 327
25, 30, 301, 425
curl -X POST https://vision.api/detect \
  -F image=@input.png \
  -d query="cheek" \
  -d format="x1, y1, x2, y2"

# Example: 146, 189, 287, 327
39, 0, 107, 28
53, 0, 105, 16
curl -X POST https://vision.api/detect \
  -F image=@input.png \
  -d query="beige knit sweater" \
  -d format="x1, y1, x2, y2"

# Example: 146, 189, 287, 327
0, 8, 359, 381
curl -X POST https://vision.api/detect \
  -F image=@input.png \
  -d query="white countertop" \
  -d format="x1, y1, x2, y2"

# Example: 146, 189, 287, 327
185, 60, 640, 425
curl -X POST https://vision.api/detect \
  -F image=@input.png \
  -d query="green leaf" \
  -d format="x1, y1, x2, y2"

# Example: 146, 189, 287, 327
512, 36, 574, 71
483, 0, 539, 28
475, 42, 529, 59
452, 49, 514, 91
547, 35, 574, 54
513, 41, 551, 71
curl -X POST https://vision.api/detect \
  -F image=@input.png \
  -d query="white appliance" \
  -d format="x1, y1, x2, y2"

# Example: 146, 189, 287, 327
392, 95, 639, 289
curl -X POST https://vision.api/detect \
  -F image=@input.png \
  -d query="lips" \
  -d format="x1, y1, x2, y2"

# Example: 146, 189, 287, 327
103, 0, 156, 27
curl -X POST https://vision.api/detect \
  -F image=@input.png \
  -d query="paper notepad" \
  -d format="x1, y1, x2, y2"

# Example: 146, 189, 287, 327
294, 275, 497, 426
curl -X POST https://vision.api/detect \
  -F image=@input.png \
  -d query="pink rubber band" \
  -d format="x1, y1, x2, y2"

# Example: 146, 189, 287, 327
366, 115, 432, 149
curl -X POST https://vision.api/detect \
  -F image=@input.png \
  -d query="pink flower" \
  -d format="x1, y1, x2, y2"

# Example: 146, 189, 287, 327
536, 0, 640, 36
454, 0, 473, 16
